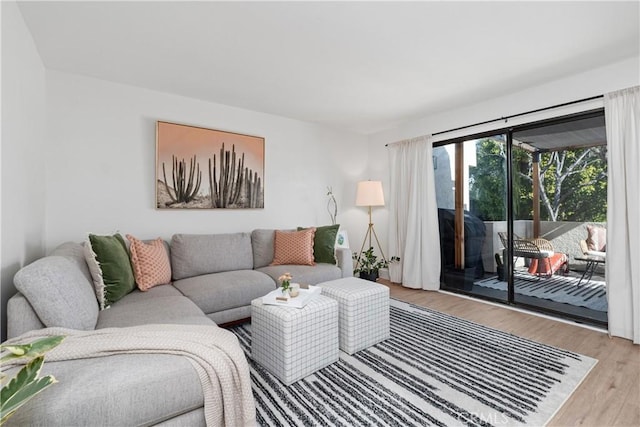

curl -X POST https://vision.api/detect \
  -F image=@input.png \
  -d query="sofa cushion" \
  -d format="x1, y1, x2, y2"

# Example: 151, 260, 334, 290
207, 306, 252, 326
3, 353, 204, 427
271, 228, 316, 266
50, 241, 93, 283
97, 295, 213, 329
6, 293, 46, 339
110, 283, 183, 306
171, 233, 253, 280
257, 263, 342, 286
13, 256, 99, 330
84, 233, 136, 309
251, 229, 276, 269
126, 235, 172, 291
299, 224, 340, 264
173, 270, 275, 315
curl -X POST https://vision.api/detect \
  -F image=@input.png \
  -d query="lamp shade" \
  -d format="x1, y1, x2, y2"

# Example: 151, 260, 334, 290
356, 181, 385, 207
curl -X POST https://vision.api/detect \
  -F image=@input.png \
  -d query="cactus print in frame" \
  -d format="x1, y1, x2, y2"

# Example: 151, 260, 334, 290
156, 121, 264, 209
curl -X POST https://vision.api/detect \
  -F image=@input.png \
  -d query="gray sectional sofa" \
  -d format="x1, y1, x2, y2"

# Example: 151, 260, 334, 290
4, 229, 352, 426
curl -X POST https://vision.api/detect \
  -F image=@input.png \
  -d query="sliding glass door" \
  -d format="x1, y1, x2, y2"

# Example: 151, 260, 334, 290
434, 135, 508, 303
510, 113, 608, 324
434, 110, 608, 327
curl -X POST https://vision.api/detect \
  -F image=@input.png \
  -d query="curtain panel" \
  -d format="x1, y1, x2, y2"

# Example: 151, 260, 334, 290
388, 136, 441, 290
605, 85, 640, 344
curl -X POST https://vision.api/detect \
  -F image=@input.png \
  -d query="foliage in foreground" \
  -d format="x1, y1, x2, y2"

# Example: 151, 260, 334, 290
0, 336, 64, 425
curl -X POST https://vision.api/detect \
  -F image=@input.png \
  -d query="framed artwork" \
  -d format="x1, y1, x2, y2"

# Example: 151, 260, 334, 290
156, 121, 264, 209
335, 229, 350, 249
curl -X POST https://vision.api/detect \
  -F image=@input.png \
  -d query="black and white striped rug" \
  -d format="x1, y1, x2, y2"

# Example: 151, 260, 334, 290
229, 299, 597, 426
475, 273, 607, 312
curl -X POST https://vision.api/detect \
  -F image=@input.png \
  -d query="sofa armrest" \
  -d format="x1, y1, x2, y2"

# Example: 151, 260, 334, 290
335, 248, 353, 278
7, 292, 45, 339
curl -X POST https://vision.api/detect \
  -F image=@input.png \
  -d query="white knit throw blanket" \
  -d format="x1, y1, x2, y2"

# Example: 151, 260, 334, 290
3, 324, 256, 427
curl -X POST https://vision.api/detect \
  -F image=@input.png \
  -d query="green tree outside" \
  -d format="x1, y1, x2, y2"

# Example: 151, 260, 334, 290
468, 137, 507, 221
469, 138, 607, 222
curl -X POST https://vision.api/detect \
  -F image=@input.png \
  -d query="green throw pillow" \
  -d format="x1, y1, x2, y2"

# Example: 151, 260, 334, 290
298, 224, 340, 265
85, 233, 136, 309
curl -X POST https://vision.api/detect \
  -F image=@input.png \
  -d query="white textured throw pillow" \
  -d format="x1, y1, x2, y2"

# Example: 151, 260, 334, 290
83, 238, 107, 310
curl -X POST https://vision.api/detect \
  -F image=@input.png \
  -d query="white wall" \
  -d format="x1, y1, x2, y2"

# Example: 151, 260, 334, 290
368, 56, 640, 256
4, 5, 638, 340
44, 71, 369, 250
1, 1, 47, 340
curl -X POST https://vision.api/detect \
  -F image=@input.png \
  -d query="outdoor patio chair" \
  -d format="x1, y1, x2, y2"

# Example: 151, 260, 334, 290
576, 225, 607, 285
498, 232, 568, 278
580, 225, 607, 258
580, 240, 607, 258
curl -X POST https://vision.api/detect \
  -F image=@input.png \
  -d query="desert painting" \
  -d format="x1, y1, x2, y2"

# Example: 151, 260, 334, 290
156, 121, 264, 209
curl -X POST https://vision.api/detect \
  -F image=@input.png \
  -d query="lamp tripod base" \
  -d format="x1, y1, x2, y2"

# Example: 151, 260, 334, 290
354, 206, 387, 271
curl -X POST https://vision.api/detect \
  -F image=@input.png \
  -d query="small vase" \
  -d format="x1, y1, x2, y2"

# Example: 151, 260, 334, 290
290, 283, 300, 297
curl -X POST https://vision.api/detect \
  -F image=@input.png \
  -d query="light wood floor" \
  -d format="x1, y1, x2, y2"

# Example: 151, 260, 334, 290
380, 280, 640, 427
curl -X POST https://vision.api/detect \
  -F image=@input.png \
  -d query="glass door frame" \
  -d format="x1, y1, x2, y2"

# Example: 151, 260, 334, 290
434, 108, 607, 327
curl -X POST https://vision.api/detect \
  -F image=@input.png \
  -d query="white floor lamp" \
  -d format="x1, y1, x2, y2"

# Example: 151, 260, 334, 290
355, 180, 387, 269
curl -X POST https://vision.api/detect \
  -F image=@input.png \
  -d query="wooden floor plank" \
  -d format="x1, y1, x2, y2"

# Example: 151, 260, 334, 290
380, 280, 640, 427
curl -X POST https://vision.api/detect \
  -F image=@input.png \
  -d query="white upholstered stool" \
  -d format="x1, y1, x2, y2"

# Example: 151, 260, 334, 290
317, 277, 390, 355
251, 294, 338, 385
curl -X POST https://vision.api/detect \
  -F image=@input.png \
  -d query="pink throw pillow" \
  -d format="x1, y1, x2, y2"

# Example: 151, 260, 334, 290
271, 228, 316, 266
126, 235, 172, 291
586, 225, 607, 252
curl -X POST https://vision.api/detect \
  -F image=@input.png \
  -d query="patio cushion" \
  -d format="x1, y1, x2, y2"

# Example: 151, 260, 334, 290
528, 252, 568, 277
586, 225, 607, 252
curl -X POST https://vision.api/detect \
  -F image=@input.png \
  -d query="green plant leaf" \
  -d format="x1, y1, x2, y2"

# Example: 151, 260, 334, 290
1, 356, 45, 405
1, 374, 57, 425
0, 336, 63, 425
1, 336, 64, 363
0, 346, 27, 357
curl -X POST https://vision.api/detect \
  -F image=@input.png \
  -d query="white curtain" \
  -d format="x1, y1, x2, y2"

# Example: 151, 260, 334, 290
388, 136, 441, 290
605, 86, 640, 344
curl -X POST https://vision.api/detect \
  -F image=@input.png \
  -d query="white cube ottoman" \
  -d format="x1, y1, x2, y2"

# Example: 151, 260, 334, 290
318, 277, 390, 355
251, 294, 338, 385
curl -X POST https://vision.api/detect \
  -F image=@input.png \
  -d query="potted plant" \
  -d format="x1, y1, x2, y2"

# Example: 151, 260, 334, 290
353, 247, 387, 282
388, 256, 402, 283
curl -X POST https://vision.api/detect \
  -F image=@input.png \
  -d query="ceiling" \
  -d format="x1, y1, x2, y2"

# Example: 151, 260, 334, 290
17, 1, 640, 135
514, 115, 607, 152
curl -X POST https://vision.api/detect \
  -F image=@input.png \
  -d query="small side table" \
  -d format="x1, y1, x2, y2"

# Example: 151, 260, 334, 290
317, 277, 390, 355
575, 255, 606, 286
251, 295, 338, 385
